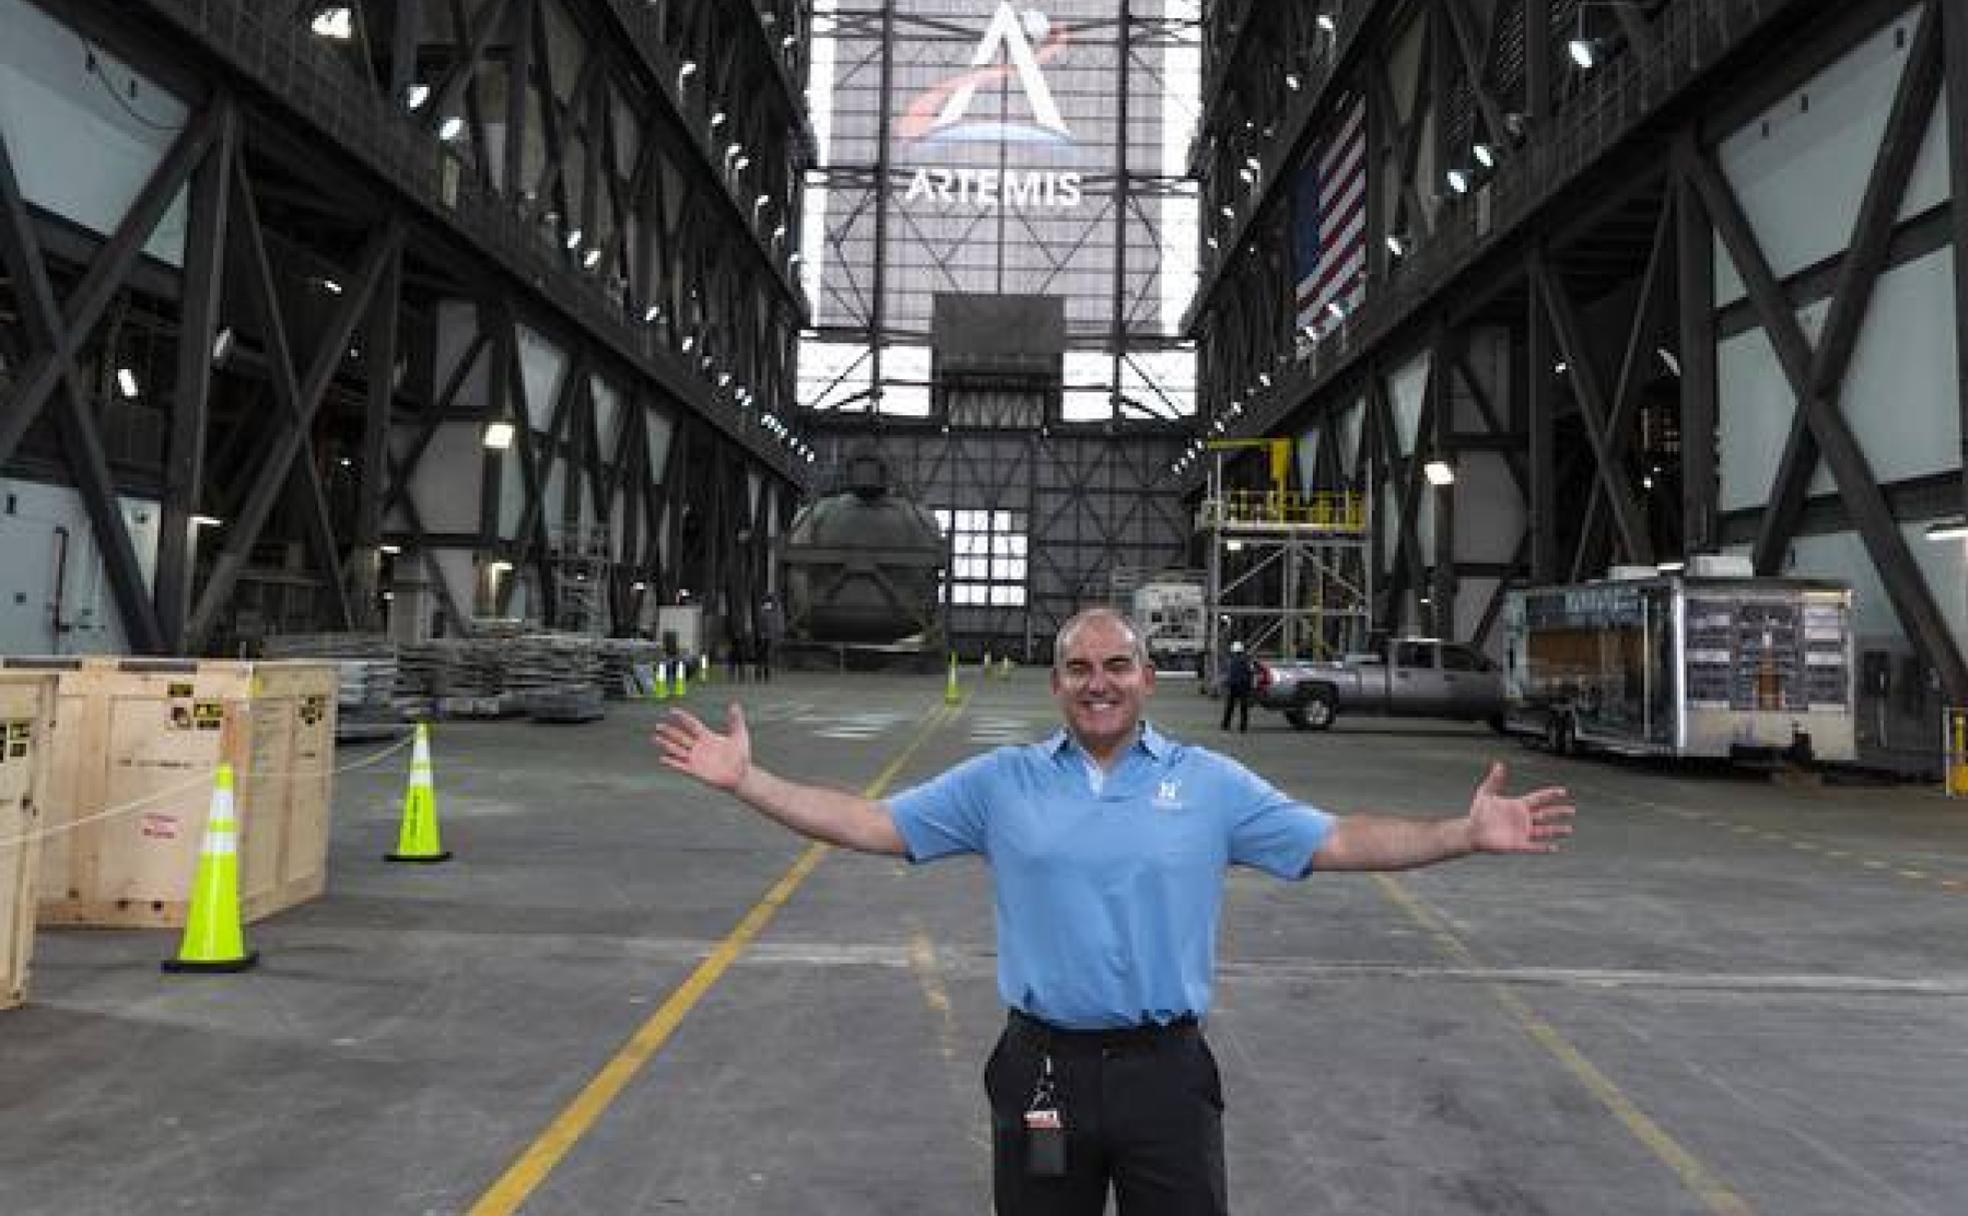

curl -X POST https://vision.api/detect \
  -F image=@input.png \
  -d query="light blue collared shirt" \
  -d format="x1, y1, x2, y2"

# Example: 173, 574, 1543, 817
885, 722, 1334, 1029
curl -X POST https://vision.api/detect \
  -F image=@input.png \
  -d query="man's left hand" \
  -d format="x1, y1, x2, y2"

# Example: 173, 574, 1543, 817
1467, 762, 1575, 854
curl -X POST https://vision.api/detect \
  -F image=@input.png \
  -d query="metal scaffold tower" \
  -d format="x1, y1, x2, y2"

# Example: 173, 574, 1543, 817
548, 527, 614, 637
1199, 439, 1371, 687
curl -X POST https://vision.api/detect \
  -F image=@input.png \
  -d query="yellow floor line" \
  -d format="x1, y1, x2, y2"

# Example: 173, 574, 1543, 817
1373, 875, 1755, 1216
468, 696, 963, 1215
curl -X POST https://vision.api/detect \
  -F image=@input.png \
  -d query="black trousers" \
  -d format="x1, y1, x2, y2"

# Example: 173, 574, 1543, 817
986, 1012, 1228, 1216
1219, 690, 1251, 732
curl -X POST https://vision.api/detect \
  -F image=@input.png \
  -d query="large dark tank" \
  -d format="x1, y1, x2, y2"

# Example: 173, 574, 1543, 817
781, 451, 945, 644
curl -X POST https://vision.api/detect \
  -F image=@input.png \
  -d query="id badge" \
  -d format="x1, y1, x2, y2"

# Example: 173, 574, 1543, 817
1024, 1106, 1067, 1177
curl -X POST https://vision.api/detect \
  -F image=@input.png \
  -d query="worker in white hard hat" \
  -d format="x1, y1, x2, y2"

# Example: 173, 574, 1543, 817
1220, 639, 1254, 732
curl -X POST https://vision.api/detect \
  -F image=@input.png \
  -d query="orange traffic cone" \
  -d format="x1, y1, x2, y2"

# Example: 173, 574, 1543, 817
162, 764, 258, 973
386, 722, 452, 864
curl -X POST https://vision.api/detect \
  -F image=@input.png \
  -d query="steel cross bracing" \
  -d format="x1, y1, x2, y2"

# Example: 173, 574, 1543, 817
130, 0, 812, 480
0, 0, 804, 654
1185, 0, 1968, 712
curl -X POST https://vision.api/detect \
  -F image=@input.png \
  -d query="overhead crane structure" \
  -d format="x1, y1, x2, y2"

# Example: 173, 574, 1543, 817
1197, 437, 1370, 688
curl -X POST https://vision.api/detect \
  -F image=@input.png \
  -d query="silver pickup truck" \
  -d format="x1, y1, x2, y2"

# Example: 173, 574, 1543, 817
1252, 638, 1507, 731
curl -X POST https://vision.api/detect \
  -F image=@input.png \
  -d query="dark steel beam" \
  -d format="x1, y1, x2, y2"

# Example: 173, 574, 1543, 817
0, 108, 174, 652
187, 178, 403, 649
1526, 251, 1558, 583
1752, 4, 1941, 573
1534, 256, 1654, 567
0, 100, 224, 463
1686, 112, 1968, 703
156, 99, 237, 650
1673, 133, 1720, 557
1936, 0, 1968, 522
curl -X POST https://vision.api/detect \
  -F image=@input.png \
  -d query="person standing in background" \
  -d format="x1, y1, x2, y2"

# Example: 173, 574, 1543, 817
1219, 640, 1254, 733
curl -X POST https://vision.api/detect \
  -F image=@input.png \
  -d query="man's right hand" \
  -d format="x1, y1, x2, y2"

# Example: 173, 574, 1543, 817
653, 704, 751, 792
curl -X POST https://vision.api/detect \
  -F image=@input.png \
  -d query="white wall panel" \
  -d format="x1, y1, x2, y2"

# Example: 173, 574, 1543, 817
1713, 12, 1923, 307
0, 0, 188, 266
1842, 248, 1958, 485
497, 451, 525, 540
1717, 298, 1832, 512
1295, 429, 1318, 491
434, 300, 490, 408
1453, 453, 1523, 564
517, 326, 567, 429
1454, 576, 1501, 654
1388, 352, 1430, 458
645, 408, 674, 481
396, 422, 484, 534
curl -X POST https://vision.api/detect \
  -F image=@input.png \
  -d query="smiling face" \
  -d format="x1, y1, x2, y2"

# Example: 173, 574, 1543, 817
1050, 610, 1156, 766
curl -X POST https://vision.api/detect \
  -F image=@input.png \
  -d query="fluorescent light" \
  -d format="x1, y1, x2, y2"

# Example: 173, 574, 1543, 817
1316, 13, 1337, 33
191, 514, 223, 528
1569, 38, 1597, 68
1423, 460, 1456, 486
318, 277, 343, 295
564, 228, 584, 250
581, 248, 602, 268
1657, 561, 1685, 572
115, 367, 140, 398
1925, 519, 1968, 541
1657, 347, 1682, 376
405, 83, 431, 110
644, 305, 662, 322
632, 581, 648, 592
1385, 234, 1410, 257
437, 116, 465, 141
380, 543, 402, 554
709, 111, 727, 129
211, 328, 235, 362
310, 6, 353, 40
482, 421, 516, 450
1326, 301, 1346, 321
1285, 72, 1301, 91
1472, 142, 1496, 168
487, 560, 514, 573
1446, 168, 1470, 194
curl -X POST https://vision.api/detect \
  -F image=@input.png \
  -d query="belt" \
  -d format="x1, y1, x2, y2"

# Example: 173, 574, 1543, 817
1007, 1008, 1201, 1054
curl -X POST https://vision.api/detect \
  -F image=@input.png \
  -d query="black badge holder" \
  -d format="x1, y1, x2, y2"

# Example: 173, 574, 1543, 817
1024, 1052, 1067, 1177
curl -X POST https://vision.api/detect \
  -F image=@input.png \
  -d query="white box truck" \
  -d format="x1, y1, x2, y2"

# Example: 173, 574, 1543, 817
1502, 567, 1856, 763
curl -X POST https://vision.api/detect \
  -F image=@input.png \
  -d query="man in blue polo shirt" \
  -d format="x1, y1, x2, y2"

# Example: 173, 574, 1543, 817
654, 607, 1575, 1216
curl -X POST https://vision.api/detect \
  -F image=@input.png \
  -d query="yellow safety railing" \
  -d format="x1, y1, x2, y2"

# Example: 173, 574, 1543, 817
1945, 707, 1968, 798
1214, 490, 1367, 531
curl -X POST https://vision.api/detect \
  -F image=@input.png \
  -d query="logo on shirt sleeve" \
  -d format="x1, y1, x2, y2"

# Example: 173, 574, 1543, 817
1153, 779, 1185, 812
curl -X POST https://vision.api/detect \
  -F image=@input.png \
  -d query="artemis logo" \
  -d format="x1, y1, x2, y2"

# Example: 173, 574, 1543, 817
903, 167, 1082, 209
898, 5, 1073, 146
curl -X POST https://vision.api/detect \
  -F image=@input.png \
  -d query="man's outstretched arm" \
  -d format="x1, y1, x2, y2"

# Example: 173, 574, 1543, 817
1310, 761, 1574, 873
654, 705, 908, 856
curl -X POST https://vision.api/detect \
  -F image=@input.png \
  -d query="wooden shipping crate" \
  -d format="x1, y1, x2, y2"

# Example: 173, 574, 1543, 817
2, 658, 337, 929
0, 674, 58, 1008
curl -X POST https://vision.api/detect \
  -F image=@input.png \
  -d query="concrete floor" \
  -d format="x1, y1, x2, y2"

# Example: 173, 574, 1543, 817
3, 669, 1966, 1215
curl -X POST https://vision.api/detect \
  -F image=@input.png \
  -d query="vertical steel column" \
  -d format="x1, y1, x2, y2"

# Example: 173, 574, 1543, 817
1673, 133, 1718, 557
869, 0, 896, 405
1526, 247, 1557, 583
1110, 10, 1132, 418
351, 246, 401, 629
157, 100, 236, 651
1941, 0, 1968, 516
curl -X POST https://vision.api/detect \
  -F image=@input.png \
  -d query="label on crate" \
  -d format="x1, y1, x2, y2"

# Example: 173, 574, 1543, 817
168, 683, 194, 699
298, 695, 328, 726
193, 701, 225, 731
140, 813, 180, 840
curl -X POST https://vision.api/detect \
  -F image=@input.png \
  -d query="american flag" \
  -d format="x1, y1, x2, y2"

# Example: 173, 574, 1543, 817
1294, 95, 1367, 341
